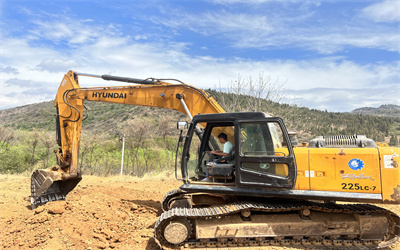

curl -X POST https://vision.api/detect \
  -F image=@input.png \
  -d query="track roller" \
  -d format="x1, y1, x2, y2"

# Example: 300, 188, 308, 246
162, 218, 192, 245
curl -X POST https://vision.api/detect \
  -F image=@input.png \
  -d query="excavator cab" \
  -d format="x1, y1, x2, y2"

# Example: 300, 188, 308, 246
180, 112, 297, 190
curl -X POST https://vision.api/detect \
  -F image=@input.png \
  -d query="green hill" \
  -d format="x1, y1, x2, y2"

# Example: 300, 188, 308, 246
1, 92, 399, 143
1, 90, 399, 175
207, 90, 400, 143
0, 100, 186, 135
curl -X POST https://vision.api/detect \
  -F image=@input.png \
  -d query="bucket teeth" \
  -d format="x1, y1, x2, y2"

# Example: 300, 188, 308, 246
30, 169, 81, 209
31, 170, 65, 209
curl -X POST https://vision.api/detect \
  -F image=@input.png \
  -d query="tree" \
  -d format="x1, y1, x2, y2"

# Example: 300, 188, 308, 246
124, 118, 154, 176
41, 131, 55, 168
389, 135, 399, 146
218, 72, 287, 113
157, 116, 172, 146
26, 130, 40, 167
248, 73, 287, 111
0, 126, 14, 155
79, 132, 102, 172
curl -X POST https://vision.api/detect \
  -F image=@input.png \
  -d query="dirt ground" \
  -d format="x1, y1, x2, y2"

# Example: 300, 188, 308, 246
1, 174, 399, 250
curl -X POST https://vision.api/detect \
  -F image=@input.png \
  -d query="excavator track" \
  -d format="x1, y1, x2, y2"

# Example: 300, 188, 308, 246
155, 199, 400, 249
161, 189, 187, 211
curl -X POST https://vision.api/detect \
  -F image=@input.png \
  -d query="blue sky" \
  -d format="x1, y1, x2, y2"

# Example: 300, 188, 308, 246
1, 0, 399, 112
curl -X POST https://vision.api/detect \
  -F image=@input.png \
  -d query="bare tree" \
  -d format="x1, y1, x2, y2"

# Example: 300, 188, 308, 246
26, 130, 40, 166
248, 72, 287, 111
0, 126, 14, 154
227, 74, 247, 111
219, 72, 287, 113
41, 131, 55, 168
157, 116, 172, 148
79, 132, 101, 172
124, 118, 154, 176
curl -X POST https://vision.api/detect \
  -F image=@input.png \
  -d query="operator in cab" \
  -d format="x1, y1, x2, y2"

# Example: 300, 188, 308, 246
202, 133, 233, 181
211, 133, 233, 158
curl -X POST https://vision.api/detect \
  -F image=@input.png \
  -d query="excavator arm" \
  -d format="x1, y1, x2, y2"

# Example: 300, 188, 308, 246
31, 70, 225, 208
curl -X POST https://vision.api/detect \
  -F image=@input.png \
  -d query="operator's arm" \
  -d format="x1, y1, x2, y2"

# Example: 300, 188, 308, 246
210, 150, 228, 156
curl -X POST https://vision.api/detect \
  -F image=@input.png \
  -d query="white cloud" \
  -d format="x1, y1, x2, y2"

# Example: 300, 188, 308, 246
2, 38, 58, 68
211, 0, 319, 4
1, 26, 398, 111
35, 59, 79, 73
5, 78, 36, 87
153, 4, 399, 54
289, 86, 400, 112
0, 66, 18, 74
153, 10, 275, 37
6, 2, 400, 57
1, 5, 398, 112
361, 0, 400, 23
0, 77, 56, 109
27, 15, 124, 47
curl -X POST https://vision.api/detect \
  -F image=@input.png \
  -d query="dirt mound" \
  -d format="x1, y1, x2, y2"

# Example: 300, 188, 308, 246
1, 174, 399, 249
0, 175, 180, 249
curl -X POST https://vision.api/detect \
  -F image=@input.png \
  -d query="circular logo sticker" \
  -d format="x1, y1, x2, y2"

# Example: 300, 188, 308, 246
348, 158, 365, 171
259, 163, 270, 169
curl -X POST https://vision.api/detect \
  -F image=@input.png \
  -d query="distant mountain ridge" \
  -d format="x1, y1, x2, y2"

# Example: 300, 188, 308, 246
351, 104, 400, 117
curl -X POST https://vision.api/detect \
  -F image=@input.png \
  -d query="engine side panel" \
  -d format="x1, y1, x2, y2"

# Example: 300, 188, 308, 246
308, 148, 381, 194
379, 146, 400, 204
293, 147, 310, 190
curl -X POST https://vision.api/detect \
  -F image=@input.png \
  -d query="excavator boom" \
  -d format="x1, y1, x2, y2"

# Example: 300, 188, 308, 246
31, 70, 225, 208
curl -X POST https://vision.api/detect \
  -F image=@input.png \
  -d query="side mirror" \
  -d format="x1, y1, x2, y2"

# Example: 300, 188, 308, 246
177, 121, 189, 130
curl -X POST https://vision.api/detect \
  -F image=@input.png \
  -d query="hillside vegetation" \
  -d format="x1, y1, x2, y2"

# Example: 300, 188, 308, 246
0, 90, 399, 176
208, 90, 400, 143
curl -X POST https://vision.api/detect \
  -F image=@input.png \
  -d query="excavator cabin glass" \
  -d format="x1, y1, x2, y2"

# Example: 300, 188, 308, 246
239, 122, 289, 177
237, 119, 297, 188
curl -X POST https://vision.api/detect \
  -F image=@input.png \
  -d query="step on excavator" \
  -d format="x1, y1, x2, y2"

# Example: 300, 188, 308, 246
31, 71, 400, 249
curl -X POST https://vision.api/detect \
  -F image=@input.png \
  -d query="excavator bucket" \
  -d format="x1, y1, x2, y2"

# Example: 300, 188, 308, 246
30, 168, 82, 209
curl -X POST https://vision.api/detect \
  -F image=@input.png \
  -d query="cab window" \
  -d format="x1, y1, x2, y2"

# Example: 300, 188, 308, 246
240, 122, 289, 177
186, 124, 234, 181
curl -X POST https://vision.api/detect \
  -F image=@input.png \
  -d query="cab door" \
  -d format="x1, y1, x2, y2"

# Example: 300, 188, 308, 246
236, 118, 297, 189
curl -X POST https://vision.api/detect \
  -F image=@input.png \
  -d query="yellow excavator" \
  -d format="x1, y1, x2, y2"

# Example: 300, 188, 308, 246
31, 70, 400, 249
